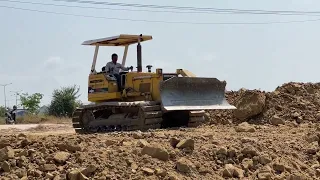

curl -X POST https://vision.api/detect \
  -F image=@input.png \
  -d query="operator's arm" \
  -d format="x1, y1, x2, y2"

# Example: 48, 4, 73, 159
119, 63, 133, 71
119, 64, 129, 71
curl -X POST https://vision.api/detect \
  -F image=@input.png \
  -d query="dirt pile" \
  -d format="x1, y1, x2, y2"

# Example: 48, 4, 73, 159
1, 124, 320, 179
207, 82, 320, 125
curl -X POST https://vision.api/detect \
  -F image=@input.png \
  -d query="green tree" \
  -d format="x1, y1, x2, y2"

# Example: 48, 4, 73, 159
0, 106, 5, 117
20, 93, 43, 113
48, 85, 81, 117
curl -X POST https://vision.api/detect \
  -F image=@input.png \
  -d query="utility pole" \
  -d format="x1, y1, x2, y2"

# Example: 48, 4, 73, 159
0, 83, 12, 108
11, 90, 22, 107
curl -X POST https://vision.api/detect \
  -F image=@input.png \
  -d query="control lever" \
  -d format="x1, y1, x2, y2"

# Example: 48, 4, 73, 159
146, 65, 152, 72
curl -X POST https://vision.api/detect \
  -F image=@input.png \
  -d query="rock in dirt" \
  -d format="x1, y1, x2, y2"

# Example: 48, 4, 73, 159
306, 142, 319, 154
0, 146, 15, 161
227, 148, 237, 158
233, 90, 266, 120
257, 165, 273, 180
235, 122, 256, 132
17, 133, 27, 138
57, 141, 82, 152
79, 173, 89, 180
168, 172, 180, 180
1, 161, 11, 172
0, 139, 10, 149
170, 138, 180, 148
273, 162, 285, 172
155, 168, 167, 177
81, 164, 97, 176
137, 139, 149, 148
16, 169, 27, 178
259, 154, 272, 165
223, 165, 235, 177
105, 139, 118, 146
141, 144, 169, 161
270, 115, 285, 125
16, 149, 28, 157
242, 158, 253, 170
132, 131, 143, 139
241, 145, 259, 157
67, 169, 81, 180
176, 139, 194, 150
20, 139, 30, 147
222, 164, 244, 178
42, 164, 57, 171
176, 157, 196, 173
305, 133, 320, 143
54, 151, 70, 164
46, 173, 55, 179
142, 167, 154, 175
287, 173, 307, 180
258, 172, 272, 180
216, 147, 228, 156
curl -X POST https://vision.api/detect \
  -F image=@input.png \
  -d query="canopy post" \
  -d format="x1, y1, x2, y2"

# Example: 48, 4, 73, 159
91, 45, 99, 74
137, 35, 142, 72
121, 45, 129, 67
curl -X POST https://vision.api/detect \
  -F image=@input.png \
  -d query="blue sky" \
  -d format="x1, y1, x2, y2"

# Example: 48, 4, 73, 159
1, 0, 320, 107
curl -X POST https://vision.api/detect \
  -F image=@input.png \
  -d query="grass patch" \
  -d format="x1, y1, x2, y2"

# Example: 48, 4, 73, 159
16, 114, 71, 124
0, 117, 5, 124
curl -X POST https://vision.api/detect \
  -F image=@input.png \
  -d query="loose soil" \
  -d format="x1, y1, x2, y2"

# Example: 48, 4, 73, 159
1, 82, 320, 180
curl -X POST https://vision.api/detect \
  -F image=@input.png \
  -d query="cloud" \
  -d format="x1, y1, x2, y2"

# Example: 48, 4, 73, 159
148, 60, 175, 73
44, 56, 63, 70
202, 53, 218, 63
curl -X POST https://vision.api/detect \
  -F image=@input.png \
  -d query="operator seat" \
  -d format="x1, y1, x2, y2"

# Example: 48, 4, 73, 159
119, 71, 128, 88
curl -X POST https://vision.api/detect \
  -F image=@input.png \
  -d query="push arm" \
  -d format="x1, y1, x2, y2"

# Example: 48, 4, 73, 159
176, 69, 196, 77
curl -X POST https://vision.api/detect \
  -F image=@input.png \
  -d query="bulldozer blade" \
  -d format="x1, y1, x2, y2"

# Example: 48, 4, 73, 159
159, 77, 236, 111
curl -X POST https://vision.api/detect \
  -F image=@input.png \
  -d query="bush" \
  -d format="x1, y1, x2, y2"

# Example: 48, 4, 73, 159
48, 85, 81, 117
0, 106, 5, 117
20, 93, 43, 114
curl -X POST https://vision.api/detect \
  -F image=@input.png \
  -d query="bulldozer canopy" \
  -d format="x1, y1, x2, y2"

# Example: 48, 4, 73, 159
82, 34, 152, 46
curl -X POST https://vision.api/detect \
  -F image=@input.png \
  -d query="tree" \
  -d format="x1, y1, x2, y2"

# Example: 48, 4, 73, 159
0, 106, 5, 117
20, 93, 43, 113
48, 85, 81, 117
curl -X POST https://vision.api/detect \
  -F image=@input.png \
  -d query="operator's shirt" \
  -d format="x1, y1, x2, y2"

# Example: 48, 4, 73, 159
105, 62, 129, 74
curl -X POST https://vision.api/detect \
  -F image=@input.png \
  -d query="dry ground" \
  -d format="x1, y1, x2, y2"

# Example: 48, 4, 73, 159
0, 122, 319, 180
1, 82, 320, 179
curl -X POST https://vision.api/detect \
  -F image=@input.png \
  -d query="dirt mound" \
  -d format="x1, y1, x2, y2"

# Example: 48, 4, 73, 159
263, 82, 320, 124
233, 90, 266, 121
0, 124, 319, 179
207, 82, 320, 125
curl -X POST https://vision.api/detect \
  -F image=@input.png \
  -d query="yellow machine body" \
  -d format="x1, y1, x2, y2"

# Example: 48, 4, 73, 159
88, 70, 163, 102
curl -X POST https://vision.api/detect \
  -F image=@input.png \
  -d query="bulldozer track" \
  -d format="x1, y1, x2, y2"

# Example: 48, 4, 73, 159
72, 101, 206, 134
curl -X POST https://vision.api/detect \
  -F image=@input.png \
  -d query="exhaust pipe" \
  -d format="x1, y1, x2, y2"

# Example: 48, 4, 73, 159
137, 34, 142, 72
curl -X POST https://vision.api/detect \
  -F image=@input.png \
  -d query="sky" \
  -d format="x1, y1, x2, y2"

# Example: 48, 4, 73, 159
1, 0, 320, 107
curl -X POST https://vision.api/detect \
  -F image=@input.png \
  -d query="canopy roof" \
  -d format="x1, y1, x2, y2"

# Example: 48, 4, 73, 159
82, 34, 152, 46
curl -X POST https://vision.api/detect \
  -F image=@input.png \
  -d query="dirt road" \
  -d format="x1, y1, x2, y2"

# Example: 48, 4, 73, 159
0, 123, 75, 135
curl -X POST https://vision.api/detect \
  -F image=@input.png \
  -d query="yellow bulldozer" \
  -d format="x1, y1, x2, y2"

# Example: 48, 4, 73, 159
72, 34, 235, 133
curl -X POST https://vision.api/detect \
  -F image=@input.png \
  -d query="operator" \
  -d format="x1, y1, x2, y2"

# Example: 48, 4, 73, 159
105, 53, 133, 89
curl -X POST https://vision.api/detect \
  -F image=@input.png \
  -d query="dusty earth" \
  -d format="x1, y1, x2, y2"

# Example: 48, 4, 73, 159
1, 82, 320, 180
